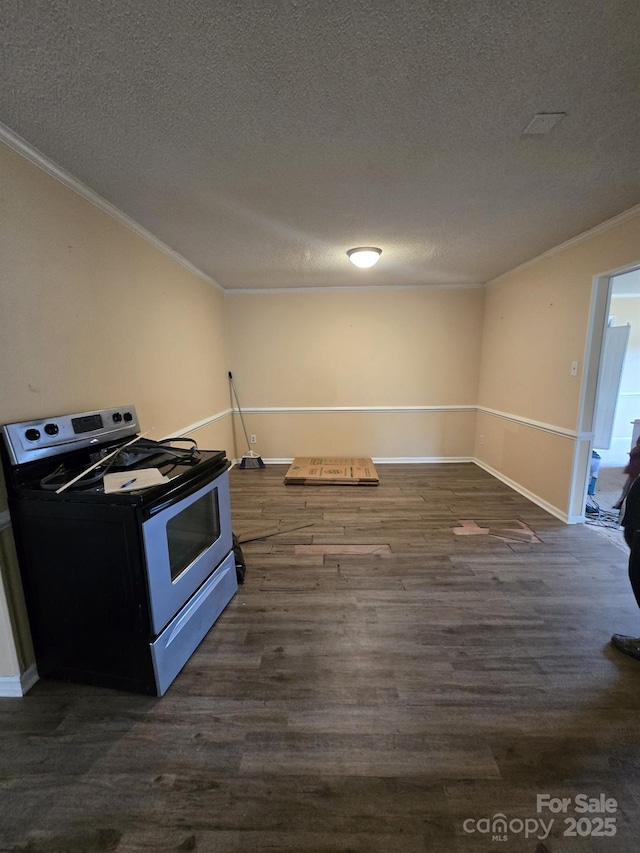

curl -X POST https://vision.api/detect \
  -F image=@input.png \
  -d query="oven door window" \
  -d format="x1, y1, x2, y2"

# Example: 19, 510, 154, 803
166, 489, 220, 582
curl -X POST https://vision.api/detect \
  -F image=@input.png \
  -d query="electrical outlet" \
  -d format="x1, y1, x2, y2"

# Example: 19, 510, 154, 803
479, 435, 484, 445
250, 434, 257, 444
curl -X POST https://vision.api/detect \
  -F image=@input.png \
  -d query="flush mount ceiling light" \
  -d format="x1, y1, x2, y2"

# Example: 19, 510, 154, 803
346, 247, 382, 268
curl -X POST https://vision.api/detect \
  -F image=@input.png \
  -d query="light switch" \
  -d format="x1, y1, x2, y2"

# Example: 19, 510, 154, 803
570, 361, 579, 376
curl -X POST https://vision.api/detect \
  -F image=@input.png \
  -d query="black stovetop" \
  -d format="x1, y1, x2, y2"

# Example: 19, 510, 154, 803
2, 440, 229, 509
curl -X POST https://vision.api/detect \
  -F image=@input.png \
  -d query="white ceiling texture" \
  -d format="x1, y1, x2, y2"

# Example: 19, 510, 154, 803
2, 0, 640, 290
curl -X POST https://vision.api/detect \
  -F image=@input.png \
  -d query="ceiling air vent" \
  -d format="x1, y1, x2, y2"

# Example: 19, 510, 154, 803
522, 112, 566, 135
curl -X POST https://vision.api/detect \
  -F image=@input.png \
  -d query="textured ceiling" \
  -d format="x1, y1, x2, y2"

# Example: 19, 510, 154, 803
2, 0, 640, 290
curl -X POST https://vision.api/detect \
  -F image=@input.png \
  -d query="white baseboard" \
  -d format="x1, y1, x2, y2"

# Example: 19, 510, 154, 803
233, 455, 570, 522
0, 676, 24, 698
233, 456, 568, 524
374, 456, 473, 464
0, 663, 38, 697
257, 457, 474, 465
473, 458, 569, 523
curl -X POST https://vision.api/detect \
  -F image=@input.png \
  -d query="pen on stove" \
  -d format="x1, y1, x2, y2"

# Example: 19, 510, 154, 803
120, 478, 137, 490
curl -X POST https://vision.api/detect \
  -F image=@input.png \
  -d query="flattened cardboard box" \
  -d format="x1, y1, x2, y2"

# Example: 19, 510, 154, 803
284, 457, 379, 486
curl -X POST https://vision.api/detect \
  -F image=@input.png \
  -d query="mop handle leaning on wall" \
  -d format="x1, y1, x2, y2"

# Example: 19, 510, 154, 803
228, 371, 252, 451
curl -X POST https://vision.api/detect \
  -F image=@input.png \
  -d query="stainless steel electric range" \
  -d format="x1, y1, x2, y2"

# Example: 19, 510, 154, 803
0, 405, 237, 696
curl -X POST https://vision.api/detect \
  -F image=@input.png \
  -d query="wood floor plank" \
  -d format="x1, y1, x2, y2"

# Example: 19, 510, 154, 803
2, 462, 640, 851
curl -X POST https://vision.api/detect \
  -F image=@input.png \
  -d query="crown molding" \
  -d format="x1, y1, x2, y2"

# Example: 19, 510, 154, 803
224, 282, 485, 295
0, 122, 224, 292
488, 203, 640, 287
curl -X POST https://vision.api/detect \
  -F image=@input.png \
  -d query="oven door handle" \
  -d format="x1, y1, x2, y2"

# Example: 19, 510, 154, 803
142, 461, 230, 519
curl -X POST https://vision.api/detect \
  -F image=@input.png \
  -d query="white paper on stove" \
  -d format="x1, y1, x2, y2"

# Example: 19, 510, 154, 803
103, 468, 170, 493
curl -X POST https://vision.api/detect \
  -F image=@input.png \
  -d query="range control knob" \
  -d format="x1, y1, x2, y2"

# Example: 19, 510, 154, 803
112, 412, 123, 423
44, 423, 59, 436
25, 428, 41, 442
123, 412, 133, 422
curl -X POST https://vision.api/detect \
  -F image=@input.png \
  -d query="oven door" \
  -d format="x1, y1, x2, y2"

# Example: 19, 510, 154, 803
141, 468, 233, 635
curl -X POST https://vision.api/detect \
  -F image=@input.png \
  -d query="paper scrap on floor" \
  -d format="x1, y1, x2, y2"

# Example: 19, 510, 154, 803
103, 469, 170, 493
284, 457, 379, 486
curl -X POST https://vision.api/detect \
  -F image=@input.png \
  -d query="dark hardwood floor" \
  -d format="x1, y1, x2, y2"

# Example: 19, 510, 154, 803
2, 463, 640, 852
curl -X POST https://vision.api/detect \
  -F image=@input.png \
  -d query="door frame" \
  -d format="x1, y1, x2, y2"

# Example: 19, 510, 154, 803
569, 263, 640, 522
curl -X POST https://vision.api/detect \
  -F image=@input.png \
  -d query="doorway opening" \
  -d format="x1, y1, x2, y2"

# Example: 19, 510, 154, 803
570, 265, 640, 523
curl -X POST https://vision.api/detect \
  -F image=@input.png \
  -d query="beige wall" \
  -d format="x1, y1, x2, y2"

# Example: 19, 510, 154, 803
3, 135, 640, 684
229, 409, 477, 461
0, 144, 232, 446
476, 212, 640, 517
225, 287, 485, 458
0, 143, 232, 680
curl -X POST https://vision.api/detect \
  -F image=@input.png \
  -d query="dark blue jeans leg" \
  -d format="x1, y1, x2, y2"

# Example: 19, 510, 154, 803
627, 529, 640, 610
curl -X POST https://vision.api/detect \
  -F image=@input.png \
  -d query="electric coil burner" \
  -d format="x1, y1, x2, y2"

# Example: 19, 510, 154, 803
1, 405, 237, 696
